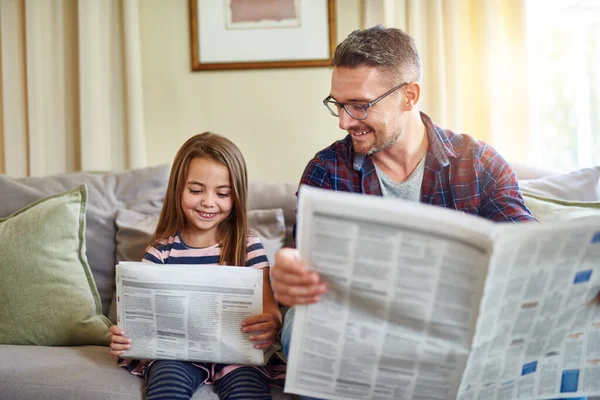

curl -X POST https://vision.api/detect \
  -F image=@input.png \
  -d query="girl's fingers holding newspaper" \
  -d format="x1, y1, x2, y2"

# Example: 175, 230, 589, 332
242, 314, 278, 335
109, 325, 131, 356
109, 340, 131, 356
242, 313, 278, 348
109, 324, 124, 335
243, 320, 276, 334
250, 335, 275, 349
110, 335, 131, 345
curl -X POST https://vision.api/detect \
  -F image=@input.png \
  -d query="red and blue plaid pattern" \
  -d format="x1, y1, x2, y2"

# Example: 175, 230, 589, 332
299, 112, 535, 223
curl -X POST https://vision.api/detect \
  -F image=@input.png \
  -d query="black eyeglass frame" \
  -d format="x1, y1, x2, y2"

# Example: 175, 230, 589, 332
322, 82, 409, 120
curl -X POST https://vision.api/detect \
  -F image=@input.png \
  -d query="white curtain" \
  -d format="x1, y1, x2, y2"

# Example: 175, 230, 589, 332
363, 0, 530, 163
0, 0, 146, 178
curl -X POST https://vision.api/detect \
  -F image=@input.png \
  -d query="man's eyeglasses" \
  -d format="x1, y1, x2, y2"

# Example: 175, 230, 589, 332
323, 82, 408, 121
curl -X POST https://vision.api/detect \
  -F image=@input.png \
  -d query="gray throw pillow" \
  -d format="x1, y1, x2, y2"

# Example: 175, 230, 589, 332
519, 166, 600, 202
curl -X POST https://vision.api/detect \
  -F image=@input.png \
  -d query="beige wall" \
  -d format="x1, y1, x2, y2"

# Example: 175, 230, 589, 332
139, 0, 362, 182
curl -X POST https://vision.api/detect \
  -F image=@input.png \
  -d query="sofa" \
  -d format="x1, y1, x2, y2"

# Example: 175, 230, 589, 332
0, 164, 297, 400
1, 162, 599, 400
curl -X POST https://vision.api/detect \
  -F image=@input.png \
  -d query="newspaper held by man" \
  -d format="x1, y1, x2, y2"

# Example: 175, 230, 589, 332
284, 185, 600, 400
115, 262, 267, 365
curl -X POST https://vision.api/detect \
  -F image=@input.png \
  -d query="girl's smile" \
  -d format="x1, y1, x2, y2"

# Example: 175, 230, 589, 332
195, 210, 217, 219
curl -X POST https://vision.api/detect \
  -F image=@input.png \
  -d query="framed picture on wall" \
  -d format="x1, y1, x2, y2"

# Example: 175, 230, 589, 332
189, 0, 336, 71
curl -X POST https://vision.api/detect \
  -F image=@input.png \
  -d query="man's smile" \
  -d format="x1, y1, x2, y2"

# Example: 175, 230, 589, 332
350, 129, 374, 138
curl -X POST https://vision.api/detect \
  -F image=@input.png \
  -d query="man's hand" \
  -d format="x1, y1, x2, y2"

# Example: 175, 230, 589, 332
109, 325, 131, 357
270, 248, 327, 306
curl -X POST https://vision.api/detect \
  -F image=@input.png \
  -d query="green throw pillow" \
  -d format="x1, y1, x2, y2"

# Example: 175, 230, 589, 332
523, 193, 600, 222
0, 185, 111, 345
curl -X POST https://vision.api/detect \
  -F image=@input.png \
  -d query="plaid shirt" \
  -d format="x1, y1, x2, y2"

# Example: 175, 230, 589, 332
300, 112, 535, 222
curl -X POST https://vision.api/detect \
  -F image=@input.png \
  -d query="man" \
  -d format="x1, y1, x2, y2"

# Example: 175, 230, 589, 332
272, 25, 535, 397
273, 24, 534, 306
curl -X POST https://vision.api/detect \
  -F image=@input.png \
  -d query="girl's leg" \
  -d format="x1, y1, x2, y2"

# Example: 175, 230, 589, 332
281, 306, 295, 360
146, 360, 207, 400
214, 366, 272, 400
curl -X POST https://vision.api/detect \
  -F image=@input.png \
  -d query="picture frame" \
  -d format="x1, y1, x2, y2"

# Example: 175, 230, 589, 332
189, 0, 336, 71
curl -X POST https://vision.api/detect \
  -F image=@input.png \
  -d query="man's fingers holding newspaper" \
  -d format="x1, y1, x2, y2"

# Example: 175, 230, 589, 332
242, 313, 279, 349
109, 325, 131, 357
270, 248, 327, 306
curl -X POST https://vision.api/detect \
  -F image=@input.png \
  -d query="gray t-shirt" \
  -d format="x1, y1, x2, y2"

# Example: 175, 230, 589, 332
374, 155, 426, 201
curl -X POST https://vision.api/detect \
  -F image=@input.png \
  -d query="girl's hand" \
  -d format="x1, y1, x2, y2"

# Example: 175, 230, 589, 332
241, 313, 280, 349
109, 325, 131, 357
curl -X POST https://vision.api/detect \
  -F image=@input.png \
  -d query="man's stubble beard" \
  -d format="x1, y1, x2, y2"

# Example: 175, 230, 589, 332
358, 126, 403, 157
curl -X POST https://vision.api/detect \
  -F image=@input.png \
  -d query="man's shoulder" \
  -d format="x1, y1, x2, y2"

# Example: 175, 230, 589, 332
443, 128, 486, 155
301, 135, 361, 190
440, 128, 504, 166
428, 122, 514, 187
312, 135, 354, 164
434, 128, 520, 204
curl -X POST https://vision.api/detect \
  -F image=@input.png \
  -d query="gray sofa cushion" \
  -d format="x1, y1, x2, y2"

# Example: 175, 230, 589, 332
0, 345, 294, 399
0, 165, 170, 315
0, 345, 144, 399
248, 180, 297, 247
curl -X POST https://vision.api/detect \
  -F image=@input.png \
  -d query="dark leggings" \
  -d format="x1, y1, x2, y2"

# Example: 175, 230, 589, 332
215, 365, 272, 400
146, 360, 272, 400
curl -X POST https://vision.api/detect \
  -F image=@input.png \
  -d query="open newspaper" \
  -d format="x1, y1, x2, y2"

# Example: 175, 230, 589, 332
115, 262, 267, 365
284, 185, 600, 400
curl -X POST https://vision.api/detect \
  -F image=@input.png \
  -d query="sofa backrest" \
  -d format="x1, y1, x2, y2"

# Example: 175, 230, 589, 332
0, 165, 170, 316
1, 161, 560, 317
510, 162, 562, 181
248, 180, 297, 248
0, 166, 300, 316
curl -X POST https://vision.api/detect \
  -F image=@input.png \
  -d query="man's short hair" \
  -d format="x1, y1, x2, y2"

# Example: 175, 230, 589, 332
331, 25, 422, 84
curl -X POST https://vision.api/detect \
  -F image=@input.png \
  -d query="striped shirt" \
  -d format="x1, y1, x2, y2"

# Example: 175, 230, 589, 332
118, 233, 286, 385
142, 233, 269, 268
299, 112, 536, 222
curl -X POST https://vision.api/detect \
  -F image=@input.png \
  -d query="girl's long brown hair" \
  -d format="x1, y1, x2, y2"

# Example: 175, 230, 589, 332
152, 132, 249, 267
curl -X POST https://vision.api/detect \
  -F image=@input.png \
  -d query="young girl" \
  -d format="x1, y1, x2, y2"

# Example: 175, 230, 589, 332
109, 132, 285, 400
